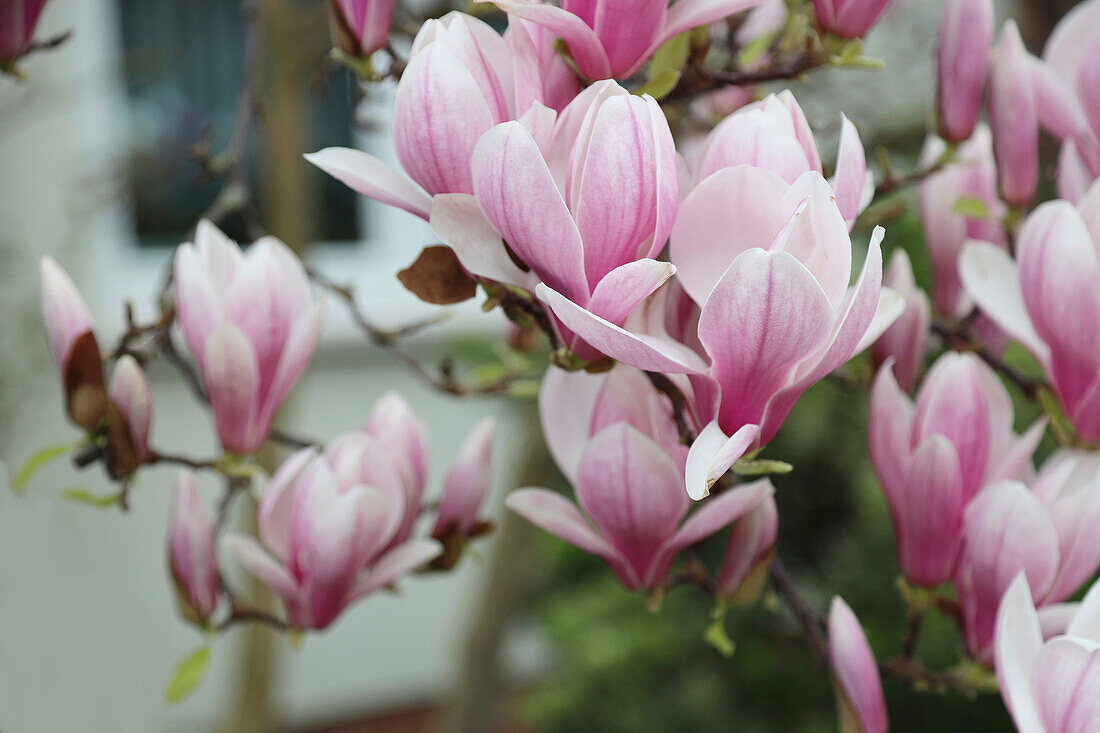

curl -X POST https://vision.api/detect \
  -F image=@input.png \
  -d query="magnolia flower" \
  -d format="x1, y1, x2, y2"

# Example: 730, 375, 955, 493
109, 355, 153, 463
990, 21, 1094, 208
869, 353, 1044, 588
0, 0, 49, 65
828, 597, 889, 733
539, 364, 690, 483
508, 422, 774, 591
507, 18, 583, 115
329, 0, 396, 58
955, 470, 1100, 664
168, 471, 219, 624
812, 0, 894, 40
308, 11, 573, 221
871, 250, 930, 393
432, 80, 679, 361
364, 391, 430, 545
431, 417, 496, 542
173, 220, 324, 455
538, 165, 900, 499
995, 573, 1100, 733
692, 91, 871, 229
482, 0, 766, 81
960, 184, 1100, 442
1042, 0, 1100, 202
936, 0, 993, 144
40, 258, 153, 476
225, 444, 440, 630
918, 127, 1005, 317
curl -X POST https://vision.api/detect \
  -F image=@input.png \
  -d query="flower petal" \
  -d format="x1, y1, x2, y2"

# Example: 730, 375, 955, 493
304, 148, 432, 220
684, 421, 761, 500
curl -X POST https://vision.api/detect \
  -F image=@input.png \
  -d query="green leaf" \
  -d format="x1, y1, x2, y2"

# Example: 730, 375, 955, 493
13, 442, 77, 494
62, 488, 122, 509
952, 195, 991, 220
737, 32, 776, 68
704, 607, 736, 658
732, 458, 793, 477
634, 69, 681, 100
648, 32, 690, 81
164, 645, 211, 704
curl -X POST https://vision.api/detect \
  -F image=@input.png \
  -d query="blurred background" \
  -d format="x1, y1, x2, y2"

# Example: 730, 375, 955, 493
0, 0, 1081, 730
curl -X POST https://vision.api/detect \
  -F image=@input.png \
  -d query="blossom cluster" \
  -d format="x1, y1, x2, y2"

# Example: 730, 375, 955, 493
27, 0, 1100, 726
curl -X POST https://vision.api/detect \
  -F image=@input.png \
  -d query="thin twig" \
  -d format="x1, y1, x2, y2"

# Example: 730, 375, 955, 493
769, 556, 829, 667
932, 319, 1043, 399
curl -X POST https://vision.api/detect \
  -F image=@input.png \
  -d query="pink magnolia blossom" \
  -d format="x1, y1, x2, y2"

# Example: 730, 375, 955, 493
955, 468, 1100, 664
1043, 0, 1100, 202
308, 12, 575, 222
363, 391, 431, 545
827, 597, 889, 733
918, 127, 1006, 317
693, 91, 871, 229
507, 421, 774, 591
995, 573, 1100, 733
109, 355, 153, 463
0, 0, 49, 64
990, 21, 1094, 208
224, 443, 440, 630
869, 353, 1044, 588
481, 0, 766, 81
431, 417, 495, 540
507, 18, 583, 115
330, 0, 396, 57
871, 249, 930, 393
537, 164, 901, 499
168, 471, 220, 623
960, 184, 1100, 442
812, 0, 894, 40
173, 220, 324, 455
936, 0, 993, 144
432, 80, 680, 361
40, 258, 154, 464
539, 364, 690, 484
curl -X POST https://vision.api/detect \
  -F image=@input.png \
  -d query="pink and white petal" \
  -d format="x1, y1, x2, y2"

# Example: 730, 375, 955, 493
574, 424, 689, 572
483, 0, 612, 80
223, 535, 299, 600
261, 300, 325, 430
670, 165, 790, 306
538, 367, 604, 482
430, 193, 539, 291
867, 360, 915, 506
652, 0, 769, 56
685, 422, 762, 501
830, 114, 868, 228
852, 287, 906, 355
39, 257, 94, 368
987, 419, 1047, 485
775, 90, 823, 174
537, 282, 708, 373
393, 42, 497, 196
670, 478, 772, 549
1044, 485, 1100, 604
1058, 142, 1095, 204
699, 249, 834, 435
202, 322, 261, 454
760, 227, 885, 444
959, 241, 1050, 364
352, 539, 443, 599
258, 447, 319, 563
505, 487, 628, 567
1032, 639, 1100, 733
173, 245, 223, 364
472, 122, 589, 303
194, 219, 242, 292
1068, 576, 1100, 642
994, 573, 1046, 733
778, 171, 854, 308
1038, 603, 1081, 639
586, 260, 676, 327
304, 148, 432, 220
